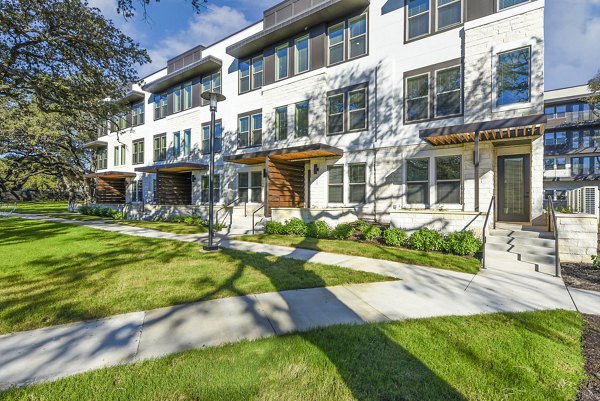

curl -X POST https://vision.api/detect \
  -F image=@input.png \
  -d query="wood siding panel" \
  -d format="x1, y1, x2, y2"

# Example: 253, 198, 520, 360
96, 178, 126, 204
266, 158, 305, 216
157, 172, 192, 205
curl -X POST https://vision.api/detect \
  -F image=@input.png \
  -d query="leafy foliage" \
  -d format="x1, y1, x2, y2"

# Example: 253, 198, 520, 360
588, 70, 600, 115
383, 228, 408, 247
355, 219, 368, 233
363, 225, 382, 241
408, 228, 444, 252
442, 231, 482, 256
284, 218, 308, 236
331, 223, 355, 240
307, 220, 332, 239
265, 221, 285, 235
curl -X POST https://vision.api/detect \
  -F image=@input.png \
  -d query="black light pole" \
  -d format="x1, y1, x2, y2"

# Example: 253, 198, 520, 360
201, 90, 226, 251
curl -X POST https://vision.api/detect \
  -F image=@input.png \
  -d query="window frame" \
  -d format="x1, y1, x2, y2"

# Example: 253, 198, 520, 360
494, 45, 532, 110
327, 93, 345, 135
275, 106, 288, 141
238, 112, 262, 149
202, 120, 222, 155
183, 81, 192, 110
348, 163, 367, 204
294, 100, 309, 138
173, 131, 181, 158
326, 83, 369, 135
436, 0, 462, 31
327, 22, 345, 66
252, 56, 263, 90
435, 155, 462, 205
497, 0, 530, 12
405, 73, 430, 123
173, 85, 182, 114
434, 65, 462, 118
132, 139, 144, 165
348, 14, 368, 60
406, 0, 431, 41
201, 174, 221, 204
327, 165, 344, 204
406, 158, 430, 206
153, 133, 167, 162
239, 58, 251, 94
97, 148, 107, 170
238, 171, 263, 203
183, 129, 191, 156
294, 34, 310, 74
275, 43, 289, 81
132, 102, 145, 126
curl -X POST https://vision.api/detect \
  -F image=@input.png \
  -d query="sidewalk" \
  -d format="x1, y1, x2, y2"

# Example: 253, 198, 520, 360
1, 214, 598, 390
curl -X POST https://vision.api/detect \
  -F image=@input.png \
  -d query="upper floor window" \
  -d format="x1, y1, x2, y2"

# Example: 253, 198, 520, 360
132, 102, 144, 126
496, 47, 530, 107
544, 158, 554, 171
173, 85, 182, 113
173, 131, 181, 158
348, 15, 367, 59
328, 94, 344, 134
327, 14, 368, 66
132, 139, 144, 165
275, 44, 288, 81
114, 144, 126, 167
153, 134, 166, 162
327, 84, 368, 134
154, 93, 167, 120
238, 113, 262, 148
295, 35, 309, 74
275, 106, 288, 141
183, 81, 192, 110
202, 121, 222, 154
97, 148, 107, 170
295, 101, 309, 137
328, 23, 345, 65
498, 0, 529, 11
201, 71, 221, 106
239, 57, 263, 93
405, 74, 429, 122
437, 0, 461, 30
407, 0, 430, 40
183, 129, 191, 156
435, 66, 461, 117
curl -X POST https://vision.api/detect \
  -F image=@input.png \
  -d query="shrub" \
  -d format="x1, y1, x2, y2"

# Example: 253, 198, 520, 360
355, 219, 368, 232
111, 211, 125, 220
100, 208, 114, 218
383, 228, 408, 247
78, 205, 89, 215
184, 217, 195, 225
363, 225, 382, 241
442, 231, 482, 256
408, 228, 444, 252
592, 256, 600, 269
284, 218, 308, 236
332, 223, 355, 240
307, 220, 332, 239
265, 220, 285, 235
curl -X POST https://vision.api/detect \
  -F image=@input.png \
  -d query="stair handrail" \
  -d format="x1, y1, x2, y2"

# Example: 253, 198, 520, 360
252, 204, 265, 235
547, 195, 561, 277
215, 197, 242, 226
481, 196, 495, 269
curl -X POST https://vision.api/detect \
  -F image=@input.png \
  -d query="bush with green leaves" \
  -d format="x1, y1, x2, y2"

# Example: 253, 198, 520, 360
383, 228, 408, 247
363, 225, 382, 241
111, 211, 125, 220
265, 220, 285, 235
442, 231, 482, 256
307, 220, 332, 239
284, 218, 308, 236
183, 217, 195, 225
408, 228, 444, 252
355, 219, 368, 232
78, 205, 89, 215
331, 223, 355, 240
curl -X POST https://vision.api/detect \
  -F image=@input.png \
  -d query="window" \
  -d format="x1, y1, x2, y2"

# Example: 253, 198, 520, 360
555, 105, 566, 118
406, 74, 429, 122
436, 156, 461, 204
173, 85, 182, 113
572, 157, 581, 175
202, 122, 222, 154
544, 133, 554, 146
97, 148, 107, 170
212, 71, 221, 95
121, 145, 126, 165
349, 164, 366, 203
556, 158, 566, 170
328, 94, 345, 134
238, 113, 262, 148
348, 88, 367, 130
498, 0, 529, 11
183, 81, 192, 110
201, 75, 211, 105
238, 171, 262, 202
173, 132, 181, 157
437, 0, 461, 30
154, 93, 167, 120
154, 134, 166, 162
275, 106, 288, 141
275, 44, 288, 80
252, 57, 263, 89
132, 139, 144, 165
497, 47, 531, 107
183, 129, 191, 156
348, 14, 367, 59
544, 158, 554, 171
132, 102, 144, 126
295, 35, 309, 74
406, 158, 429, 204
407, 0, 430, 40
295, 101, 309, 137
114, 145, 125, 166
435, 66, 461, 117
545, 106, 555, 119
327, 85, 368, 134
328, 165, 343, 203
201, 72, 221, 106
239, 59, 250, 93
328, 23, 345, 65
240, 57, 264, 92
555, 131, 566, 145
132, 180, 143, 203
201, 175, 221, 203
572, 132, 580, 149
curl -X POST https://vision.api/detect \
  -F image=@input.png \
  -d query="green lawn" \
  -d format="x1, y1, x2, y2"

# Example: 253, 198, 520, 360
10, 201, 69, 214
45, 212, 109, 221
238, 234, 480, 274
0, 310, 585, 401
116, 220, 209, 234
0, 218, 394, 334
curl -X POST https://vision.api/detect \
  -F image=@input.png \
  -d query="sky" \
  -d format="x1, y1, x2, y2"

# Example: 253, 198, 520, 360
88, 0, 600, 90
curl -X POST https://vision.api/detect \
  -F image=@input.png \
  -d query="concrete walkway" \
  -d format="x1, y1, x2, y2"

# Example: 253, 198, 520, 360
1, 213, 599, 390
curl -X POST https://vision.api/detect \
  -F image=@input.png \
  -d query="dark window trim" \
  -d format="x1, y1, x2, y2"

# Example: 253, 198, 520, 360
237, 110, 263, 149
348, 162, 367, 204
495, 45, 531, 109
327, 10, 370, 67
132, 138, 145, 165
238, 54, 264, 95
201, 119, 223, 155
153, 133, 167, 162
326, 82, 369, 136
327, 164, 344, 204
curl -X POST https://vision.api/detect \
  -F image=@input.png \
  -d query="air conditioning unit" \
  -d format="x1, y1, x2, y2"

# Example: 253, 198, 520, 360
566, 186, 599, 216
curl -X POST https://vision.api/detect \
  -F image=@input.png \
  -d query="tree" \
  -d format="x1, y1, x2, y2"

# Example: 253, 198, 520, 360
0, 0, 150, 116
588, 71, 600, 117
115, 0, 207, 19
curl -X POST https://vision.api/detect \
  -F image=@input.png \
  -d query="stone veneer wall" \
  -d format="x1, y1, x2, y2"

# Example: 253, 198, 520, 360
390, 211, 486, 237
271, 207, 359, 227
554, 213, 598, 263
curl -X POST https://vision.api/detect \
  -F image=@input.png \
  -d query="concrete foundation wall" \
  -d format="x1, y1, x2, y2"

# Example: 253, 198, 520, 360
390, 210, 485, 237
271, 207, 360, 227
555, 213, 598, 263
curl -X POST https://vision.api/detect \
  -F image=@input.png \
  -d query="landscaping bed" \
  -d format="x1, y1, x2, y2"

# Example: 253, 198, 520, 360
562, 264, 600, 292
580, 314, 600, 401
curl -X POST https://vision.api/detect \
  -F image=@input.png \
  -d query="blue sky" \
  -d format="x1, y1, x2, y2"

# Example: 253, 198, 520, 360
89, 0, 600, 90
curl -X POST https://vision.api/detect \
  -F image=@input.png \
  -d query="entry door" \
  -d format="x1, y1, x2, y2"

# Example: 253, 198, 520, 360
497, 155, 530, 222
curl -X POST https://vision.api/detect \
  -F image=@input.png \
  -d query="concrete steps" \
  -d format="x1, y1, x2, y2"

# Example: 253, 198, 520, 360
220, 204, 266, 235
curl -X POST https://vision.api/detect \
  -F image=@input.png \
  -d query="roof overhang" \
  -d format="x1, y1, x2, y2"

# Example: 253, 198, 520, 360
120, 90, 145, 104
419, 114, 547, 146
83, 140, 108, 149
134, 162, 208, 173
224, 143, 343, 165
226, 0, 370, 59
84, 171, 136, 179
142, 56, 222, 93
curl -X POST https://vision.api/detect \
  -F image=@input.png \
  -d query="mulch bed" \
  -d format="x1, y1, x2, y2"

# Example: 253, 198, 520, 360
562, 264, 600, 292
580, 314, 600, 401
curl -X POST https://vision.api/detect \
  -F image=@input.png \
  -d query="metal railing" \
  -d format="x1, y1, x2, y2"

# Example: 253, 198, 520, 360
481, 196, 495, 269
215, 198, 243, 227
252, 204, 265, 235
547, 195, 561, 277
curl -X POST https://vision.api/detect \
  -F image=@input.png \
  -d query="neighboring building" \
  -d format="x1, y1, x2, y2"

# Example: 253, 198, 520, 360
85, 0, 547, 233
543, 85, 600, 207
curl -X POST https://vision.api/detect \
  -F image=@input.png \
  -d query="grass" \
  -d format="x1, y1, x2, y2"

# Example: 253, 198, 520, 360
0, 217, 394, 334
116, 220, 209, 234
0, 310, 585, 401
44, 213, 109, 221
10, 201, 69, 214
238, 234, 480, 274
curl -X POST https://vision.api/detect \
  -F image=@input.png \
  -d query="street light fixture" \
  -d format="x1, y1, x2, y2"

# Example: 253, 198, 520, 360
200, 90, 226, 251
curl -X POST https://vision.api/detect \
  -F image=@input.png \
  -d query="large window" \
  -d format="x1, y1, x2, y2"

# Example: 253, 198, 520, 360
436, 156, 461, 204
183, 81, 192, 110
132, 139, 144, 165
173, 85, 182, 113
202, 121, 222, 154
407, 0, 430, 40
544, 158, 554, 171
348, 14, 367, 59
556, 158, 566, 170
132, 102, 144, 126
405, 74, 429, 122
154, 93, 167, 120
498, 0, 529, 11
238, 171, 262, 203
327, 94, 345, 134
201, 72, 221, 106
173, 131, 181, 158
275, 44, 288, 81
183, 129, 191, 156
435, 66, 461, 117
348, 88, 367, 131
239, 59, 250, 93
201, 175, 221, 203
406, 158, 429, 205
113, 145, 126, 167
132, 180, 143, 203
295, 35, 309, 74
328, 23, 345, 65
295, 101, 309, 137
327, 14, 367, 65
153, 134, 166, 162
349, 164, 366, 203
252, 57, 263, 89
327, 85, 368, 134
437, 0, 461, 30
239, 57, 263, 93
238, 113, 262, 148
275, 106, 288, 141
97, 148, 107, 170
328, 165, 343, 203
496, 47, 531, 107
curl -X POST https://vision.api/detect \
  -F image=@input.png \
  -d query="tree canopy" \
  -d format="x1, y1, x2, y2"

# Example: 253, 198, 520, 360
115, 0, 207, 19
589, 71, 600, 115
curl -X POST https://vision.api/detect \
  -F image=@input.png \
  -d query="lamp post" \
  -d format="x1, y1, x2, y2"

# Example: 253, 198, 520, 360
201, 90, 226, 251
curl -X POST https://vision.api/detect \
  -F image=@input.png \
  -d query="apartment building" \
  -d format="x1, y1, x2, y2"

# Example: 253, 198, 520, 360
85, 0, 547, 233
543, 85, 600, 207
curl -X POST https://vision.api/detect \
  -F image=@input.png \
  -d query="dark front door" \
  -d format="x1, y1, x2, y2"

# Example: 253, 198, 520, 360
497, 154, 530, 222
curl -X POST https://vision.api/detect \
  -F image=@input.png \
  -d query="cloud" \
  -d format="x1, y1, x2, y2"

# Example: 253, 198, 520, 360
545, 0, 600, 89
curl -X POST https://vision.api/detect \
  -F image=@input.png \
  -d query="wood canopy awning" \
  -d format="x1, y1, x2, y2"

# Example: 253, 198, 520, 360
224, 143, 343, 165
135, 162, 208, 173
84, 171, 136, 179
419, 114, 547, 146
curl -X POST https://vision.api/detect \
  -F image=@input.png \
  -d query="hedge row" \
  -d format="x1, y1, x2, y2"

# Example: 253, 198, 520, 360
78, 205, 124, 219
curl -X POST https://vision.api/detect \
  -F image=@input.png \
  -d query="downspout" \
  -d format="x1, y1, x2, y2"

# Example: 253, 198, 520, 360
373, 65, 379, 222
474, 131, 480, 212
